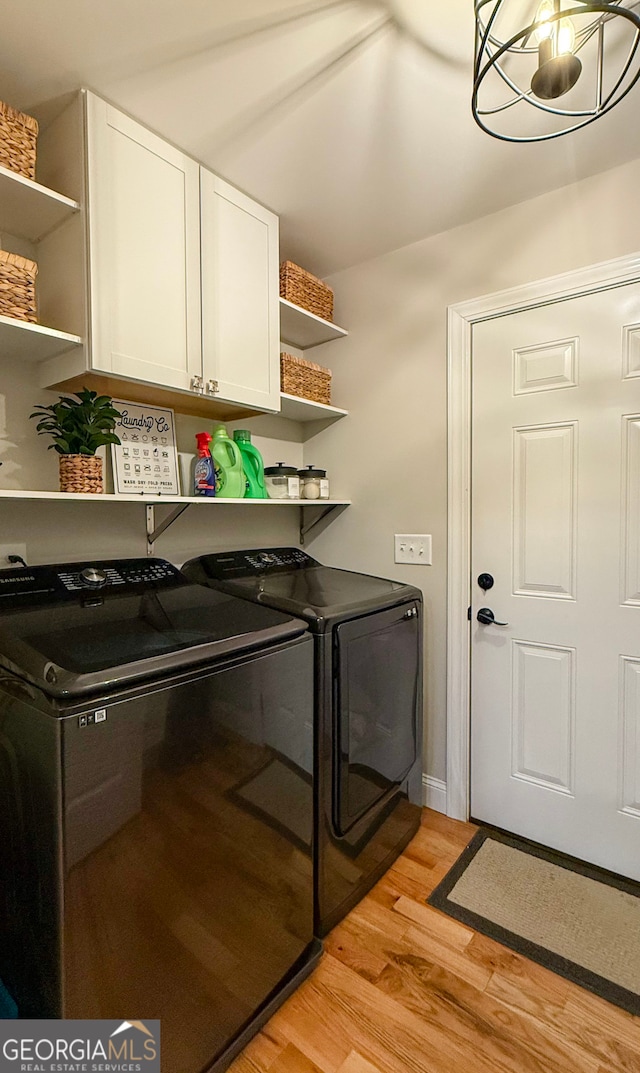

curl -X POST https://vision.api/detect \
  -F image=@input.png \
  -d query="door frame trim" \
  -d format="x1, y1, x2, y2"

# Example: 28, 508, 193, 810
446, 251, 640, 820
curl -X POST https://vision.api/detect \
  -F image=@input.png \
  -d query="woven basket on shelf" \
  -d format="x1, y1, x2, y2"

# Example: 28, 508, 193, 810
281, 352, 332, 405
0, 101, 38, 180
280, 261, 334, 322
59, 455, 103, 494
0, 250, 37, 322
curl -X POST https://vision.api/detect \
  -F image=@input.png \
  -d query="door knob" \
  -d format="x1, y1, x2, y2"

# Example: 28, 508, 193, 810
478, 573, 494, 591
477, 607, 509, 626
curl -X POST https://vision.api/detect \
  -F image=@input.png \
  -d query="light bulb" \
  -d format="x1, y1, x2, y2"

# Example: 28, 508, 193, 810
534, 0, 554, 42
530, 1, 582, 100
557, 16, 576, 54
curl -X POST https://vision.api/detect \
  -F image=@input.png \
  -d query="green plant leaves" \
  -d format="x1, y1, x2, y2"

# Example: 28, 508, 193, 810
29, 389, 123, 456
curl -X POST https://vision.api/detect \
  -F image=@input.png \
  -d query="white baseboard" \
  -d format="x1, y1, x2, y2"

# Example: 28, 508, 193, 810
422, 774, 447, 814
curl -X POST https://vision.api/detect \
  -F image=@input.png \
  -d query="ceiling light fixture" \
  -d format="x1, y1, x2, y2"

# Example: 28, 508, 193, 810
473, 0, 640, 141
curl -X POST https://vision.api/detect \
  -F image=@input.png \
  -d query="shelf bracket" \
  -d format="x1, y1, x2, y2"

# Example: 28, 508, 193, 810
146, 503, 191, 555
299, 504, 344, 546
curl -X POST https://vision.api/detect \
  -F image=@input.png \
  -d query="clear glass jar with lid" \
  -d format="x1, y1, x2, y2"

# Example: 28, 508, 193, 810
264, 463, 300, 499
298, 465, 329, 500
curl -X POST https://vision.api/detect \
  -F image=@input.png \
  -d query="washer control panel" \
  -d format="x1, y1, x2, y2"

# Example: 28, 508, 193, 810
0, 558, 183, 608
57, 558, 179, 592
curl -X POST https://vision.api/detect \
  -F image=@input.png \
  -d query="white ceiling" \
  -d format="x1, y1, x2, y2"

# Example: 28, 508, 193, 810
3, 0, 640, 275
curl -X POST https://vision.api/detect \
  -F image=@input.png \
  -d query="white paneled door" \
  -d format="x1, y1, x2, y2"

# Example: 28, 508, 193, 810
471, 283, 640, 880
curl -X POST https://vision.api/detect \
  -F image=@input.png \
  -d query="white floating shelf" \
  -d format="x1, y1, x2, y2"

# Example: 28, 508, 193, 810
0, 490, 350, 507
0, 165, 79, 243
0, 315, 82, 363
280, 392, 348, 423
279, 298, 348, 350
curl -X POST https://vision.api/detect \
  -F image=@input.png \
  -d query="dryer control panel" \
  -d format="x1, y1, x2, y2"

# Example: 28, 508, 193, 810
197, 548, 319, 579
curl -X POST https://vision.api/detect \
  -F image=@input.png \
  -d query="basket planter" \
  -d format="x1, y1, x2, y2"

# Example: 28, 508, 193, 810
0, 100, 38, 180
59, 455, 103, 494
280, 352, 331, 405
279, 261, 334, 322
0, 250, 37, 322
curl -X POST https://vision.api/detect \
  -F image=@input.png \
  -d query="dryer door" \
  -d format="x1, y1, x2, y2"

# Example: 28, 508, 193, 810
333, 602, 420, 836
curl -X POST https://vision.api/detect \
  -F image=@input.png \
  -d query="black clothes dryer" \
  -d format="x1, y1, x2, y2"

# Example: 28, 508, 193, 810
182, 548, 423, 936
0, 557, 319, 1073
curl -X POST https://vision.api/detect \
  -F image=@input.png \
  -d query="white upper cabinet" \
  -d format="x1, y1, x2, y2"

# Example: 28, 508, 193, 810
200, 171, 280, 411
86, 93, 203, 393
40, 93, 282, 415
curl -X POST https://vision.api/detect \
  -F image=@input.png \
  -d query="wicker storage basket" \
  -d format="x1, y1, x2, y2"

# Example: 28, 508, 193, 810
280, 261, 334, 322
0, 101, 38, 180
59, 455, 103, 494
281, 352, 331, 405
0, 250, 37, 322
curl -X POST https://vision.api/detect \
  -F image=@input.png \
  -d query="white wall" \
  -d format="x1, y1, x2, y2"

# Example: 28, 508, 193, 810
307, 154, 640, 787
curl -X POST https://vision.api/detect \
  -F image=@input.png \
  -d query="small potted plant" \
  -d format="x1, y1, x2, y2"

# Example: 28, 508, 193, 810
30, 389, 123, 494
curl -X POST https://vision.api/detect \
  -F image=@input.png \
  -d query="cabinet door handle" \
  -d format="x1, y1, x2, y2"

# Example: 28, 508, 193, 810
191, 376, 204, 393
206, 379, 219, 395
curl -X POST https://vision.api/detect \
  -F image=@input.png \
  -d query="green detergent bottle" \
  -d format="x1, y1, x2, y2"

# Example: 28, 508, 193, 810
211, 424, 245, 498
233, 429, 268, 499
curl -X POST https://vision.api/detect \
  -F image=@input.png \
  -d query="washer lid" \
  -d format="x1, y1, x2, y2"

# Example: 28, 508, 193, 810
0, 559, 306, 697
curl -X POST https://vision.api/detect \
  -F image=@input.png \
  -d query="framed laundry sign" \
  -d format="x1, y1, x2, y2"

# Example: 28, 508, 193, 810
111, 400, 179, 495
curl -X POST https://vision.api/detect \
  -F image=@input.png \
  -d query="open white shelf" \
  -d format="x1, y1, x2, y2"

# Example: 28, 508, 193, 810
0, 489, 350, 507
279, 298, 348, 350
0, 315, 82, 363
0, 164, 79, 243
280, 392, 348, 423
0, 491, 351, 547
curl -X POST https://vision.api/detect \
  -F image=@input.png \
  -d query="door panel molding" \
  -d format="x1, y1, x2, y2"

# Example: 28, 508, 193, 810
620, 655, 640, 817
513, 338, 579, 395
622, 416, 640, 606
447, 252, 640, 821
622, 324, 640, 380
512, 422, 577, 600
511, 639, 576, 795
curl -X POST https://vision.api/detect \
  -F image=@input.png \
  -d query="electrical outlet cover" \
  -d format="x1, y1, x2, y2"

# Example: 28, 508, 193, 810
0, 543, 27, 568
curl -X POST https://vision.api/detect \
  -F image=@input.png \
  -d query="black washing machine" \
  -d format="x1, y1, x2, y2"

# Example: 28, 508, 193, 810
182, 548, 423, 935
0, 557, 320, 1073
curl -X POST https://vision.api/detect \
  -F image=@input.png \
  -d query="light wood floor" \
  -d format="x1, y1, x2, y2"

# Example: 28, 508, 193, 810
230, 809, 640, 1073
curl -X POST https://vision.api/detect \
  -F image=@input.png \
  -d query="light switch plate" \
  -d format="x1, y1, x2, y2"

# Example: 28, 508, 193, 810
394, 534, 432, 565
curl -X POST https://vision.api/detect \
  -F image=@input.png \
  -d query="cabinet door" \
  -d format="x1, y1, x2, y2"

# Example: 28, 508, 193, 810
86, 93, 202, 392
200, 170, 280, 411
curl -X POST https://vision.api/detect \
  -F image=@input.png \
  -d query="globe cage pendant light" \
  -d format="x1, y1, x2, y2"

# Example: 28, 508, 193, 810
473, 0, 640, 141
